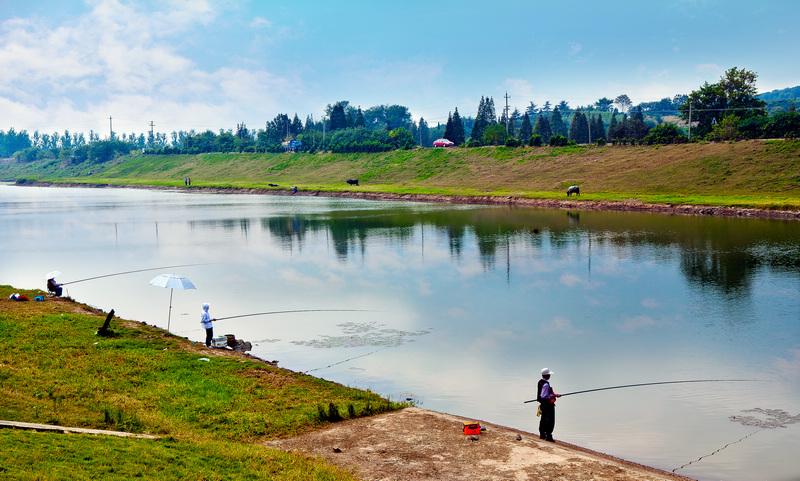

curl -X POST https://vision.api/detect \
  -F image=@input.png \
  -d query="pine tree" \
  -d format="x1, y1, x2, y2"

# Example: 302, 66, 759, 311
291, 114, 303, 136
541, 101, 552, 113
525, 101, 538, 116
471, 97, 488, 143
444, 112, 454, 141
418, 117, 430, 146
550, 107, 567, 137
330, 103, 347, 130
451, 108, 465, 145
533, 114, 552, 143
594, 115, 606, 140
519, 113, 533, 142
608, 113, 618, 141
354, 107, 365, 128
509, 108, 520, 137
569, 112, 581, 143
485, 97, 497, 123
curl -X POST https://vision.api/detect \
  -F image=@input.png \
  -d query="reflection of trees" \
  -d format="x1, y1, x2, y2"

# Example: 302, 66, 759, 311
190, 206, 799, 297
680, 248, 758, 294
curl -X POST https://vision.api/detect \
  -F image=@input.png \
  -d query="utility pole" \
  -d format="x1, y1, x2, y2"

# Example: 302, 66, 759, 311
504, 92, 511, 135
108, 116, 113, 139
322, 118, 326, 148
687, 103, 692, 141
149, 121, 155, 145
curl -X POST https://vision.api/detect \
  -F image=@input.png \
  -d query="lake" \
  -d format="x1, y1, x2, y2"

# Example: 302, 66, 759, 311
1, 184, 798, 481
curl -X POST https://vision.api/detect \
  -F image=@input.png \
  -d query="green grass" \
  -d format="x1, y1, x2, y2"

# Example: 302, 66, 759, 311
0, 430, 350, 481
0, 285, 401, 479
2, 140, 799, 210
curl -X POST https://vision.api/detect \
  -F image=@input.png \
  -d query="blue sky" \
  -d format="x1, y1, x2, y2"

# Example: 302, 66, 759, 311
1, 0, 797, 134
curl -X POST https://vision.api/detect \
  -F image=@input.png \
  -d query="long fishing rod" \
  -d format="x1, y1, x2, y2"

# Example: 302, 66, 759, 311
214, 309, 375, 322
522, 379, 757, 403
61, 264, 206, 285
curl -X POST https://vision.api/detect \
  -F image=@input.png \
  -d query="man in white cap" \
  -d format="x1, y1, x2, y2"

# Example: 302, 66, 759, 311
537, 367, 561, 441
201, 303, 216, 347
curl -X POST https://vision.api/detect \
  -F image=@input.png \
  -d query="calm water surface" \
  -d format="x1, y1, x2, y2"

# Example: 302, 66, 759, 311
1, 185, 798, 481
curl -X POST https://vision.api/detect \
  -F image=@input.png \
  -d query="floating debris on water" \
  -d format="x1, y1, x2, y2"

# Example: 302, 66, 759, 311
292, 321, 430, 348
730, 408, 800, 429
252, 338, 281, 344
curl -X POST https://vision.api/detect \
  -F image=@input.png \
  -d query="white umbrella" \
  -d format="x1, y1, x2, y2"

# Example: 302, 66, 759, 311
149, 274, 197, 332
45, 270, 62, 280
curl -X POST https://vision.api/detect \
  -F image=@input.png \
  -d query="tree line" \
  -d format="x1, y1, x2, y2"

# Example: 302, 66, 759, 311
1, 67, 798, 164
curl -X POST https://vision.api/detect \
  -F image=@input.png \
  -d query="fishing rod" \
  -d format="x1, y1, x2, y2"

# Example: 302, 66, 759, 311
61, 264, 207, 285
522, 379, 758, 403
214, 309, 375, 322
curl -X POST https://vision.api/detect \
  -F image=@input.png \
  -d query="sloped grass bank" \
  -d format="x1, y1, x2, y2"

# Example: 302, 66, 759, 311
0, 285, 399, 480
2, 140, 799, 210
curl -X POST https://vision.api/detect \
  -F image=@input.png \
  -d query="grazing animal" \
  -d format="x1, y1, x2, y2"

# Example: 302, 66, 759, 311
268, 183, 279, 187
346, 179, 359, 186
566, 185, 580, 197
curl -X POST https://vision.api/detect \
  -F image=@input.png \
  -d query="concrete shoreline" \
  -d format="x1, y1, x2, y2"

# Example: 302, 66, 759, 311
14, 180, 800, 221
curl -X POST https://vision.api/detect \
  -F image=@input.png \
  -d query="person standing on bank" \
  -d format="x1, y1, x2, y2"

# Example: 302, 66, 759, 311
201, 303, 216, 347
537, 367, 561, 442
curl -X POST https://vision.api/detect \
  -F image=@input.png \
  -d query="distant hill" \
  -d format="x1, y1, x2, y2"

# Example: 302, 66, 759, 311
758, 86, 799, 111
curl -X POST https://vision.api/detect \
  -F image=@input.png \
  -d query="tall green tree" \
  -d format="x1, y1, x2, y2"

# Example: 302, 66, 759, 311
519, 113, 533, 142
533, 114, 552, 143
471, 96, 488, 143
680, 67, 766, 138
569, 112, 590, 143
418, 117, 430, 146
354, 107, 365, 128
329, 102, 348, 130
451, 108, 465, 145
444, 112, 454, 141
550, 107, 567, 137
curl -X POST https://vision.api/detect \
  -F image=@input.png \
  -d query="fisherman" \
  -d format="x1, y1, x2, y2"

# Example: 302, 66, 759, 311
46, 276, 63, 297
201, 303, 216, 347
537, 367, 561, 442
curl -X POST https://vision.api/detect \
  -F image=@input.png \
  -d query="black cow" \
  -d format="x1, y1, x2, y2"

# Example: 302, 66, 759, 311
346, 179, 359, 186
268, 183, 279, 187
566, 185, 580, 196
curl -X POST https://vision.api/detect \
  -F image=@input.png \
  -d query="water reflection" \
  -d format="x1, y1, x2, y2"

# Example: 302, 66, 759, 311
232, 208, 799, 297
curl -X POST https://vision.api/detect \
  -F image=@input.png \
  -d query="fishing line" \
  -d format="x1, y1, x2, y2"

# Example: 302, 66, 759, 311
214, 309, 375, 322
522, 379, 759, 403
61, 263, 207, 285
672, 429, 762, 473
303, 347, 389, 374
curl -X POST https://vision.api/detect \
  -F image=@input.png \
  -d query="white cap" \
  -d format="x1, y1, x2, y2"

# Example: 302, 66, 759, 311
541, 368, 554, 376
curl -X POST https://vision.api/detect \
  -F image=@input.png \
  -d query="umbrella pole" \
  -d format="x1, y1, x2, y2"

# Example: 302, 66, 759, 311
167, 288, 173, 332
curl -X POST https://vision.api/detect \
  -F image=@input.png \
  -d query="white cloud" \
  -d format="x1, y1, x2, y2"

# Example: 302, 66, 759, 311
617, 315, 657, 332
542, 317, 582, 335
641, 298, 660, 309
695, 63, 723, 75
250, 16, 273, 28
0, 0, 301, 133
502, 78, 535, 105
559, 273, 582, 287
568, 42, 583, 56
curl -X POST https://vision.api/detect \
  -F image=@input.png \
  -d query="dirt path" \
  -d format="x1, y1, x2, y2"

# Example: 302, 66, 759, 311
269, 407, 692, 481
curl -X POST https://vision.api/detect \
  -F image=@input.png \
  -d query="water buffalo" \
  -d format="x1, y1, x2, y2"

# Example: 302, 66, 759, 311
566, 185, 580, 196
346, 179, 359, 186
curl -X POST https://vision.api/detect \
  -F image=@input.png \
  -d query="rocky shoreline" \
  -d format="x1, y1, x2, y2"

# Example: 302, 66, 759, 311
16, 180, 800, 220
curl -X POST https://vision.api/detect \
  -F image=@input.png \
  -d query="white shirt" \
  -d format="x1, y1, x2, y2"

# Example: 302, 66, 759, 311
200, 310, 213, 329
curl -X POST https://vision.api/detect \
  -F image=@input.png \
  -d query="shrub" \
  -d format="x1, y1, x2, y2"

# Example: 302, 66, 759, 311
706, 115, 741, 141
643, 123, 688, 145
549, 135, 568, 147
765, 111, 800, 139
505, 137, 521, 147
595, 138, 607, 146
529, 134, 543, 147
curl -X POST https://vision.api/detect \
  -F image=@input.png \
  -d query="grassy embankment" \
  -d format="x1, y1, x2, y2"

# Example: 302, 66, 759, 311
2, 139, 800, 210
0, 285, 400, 480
